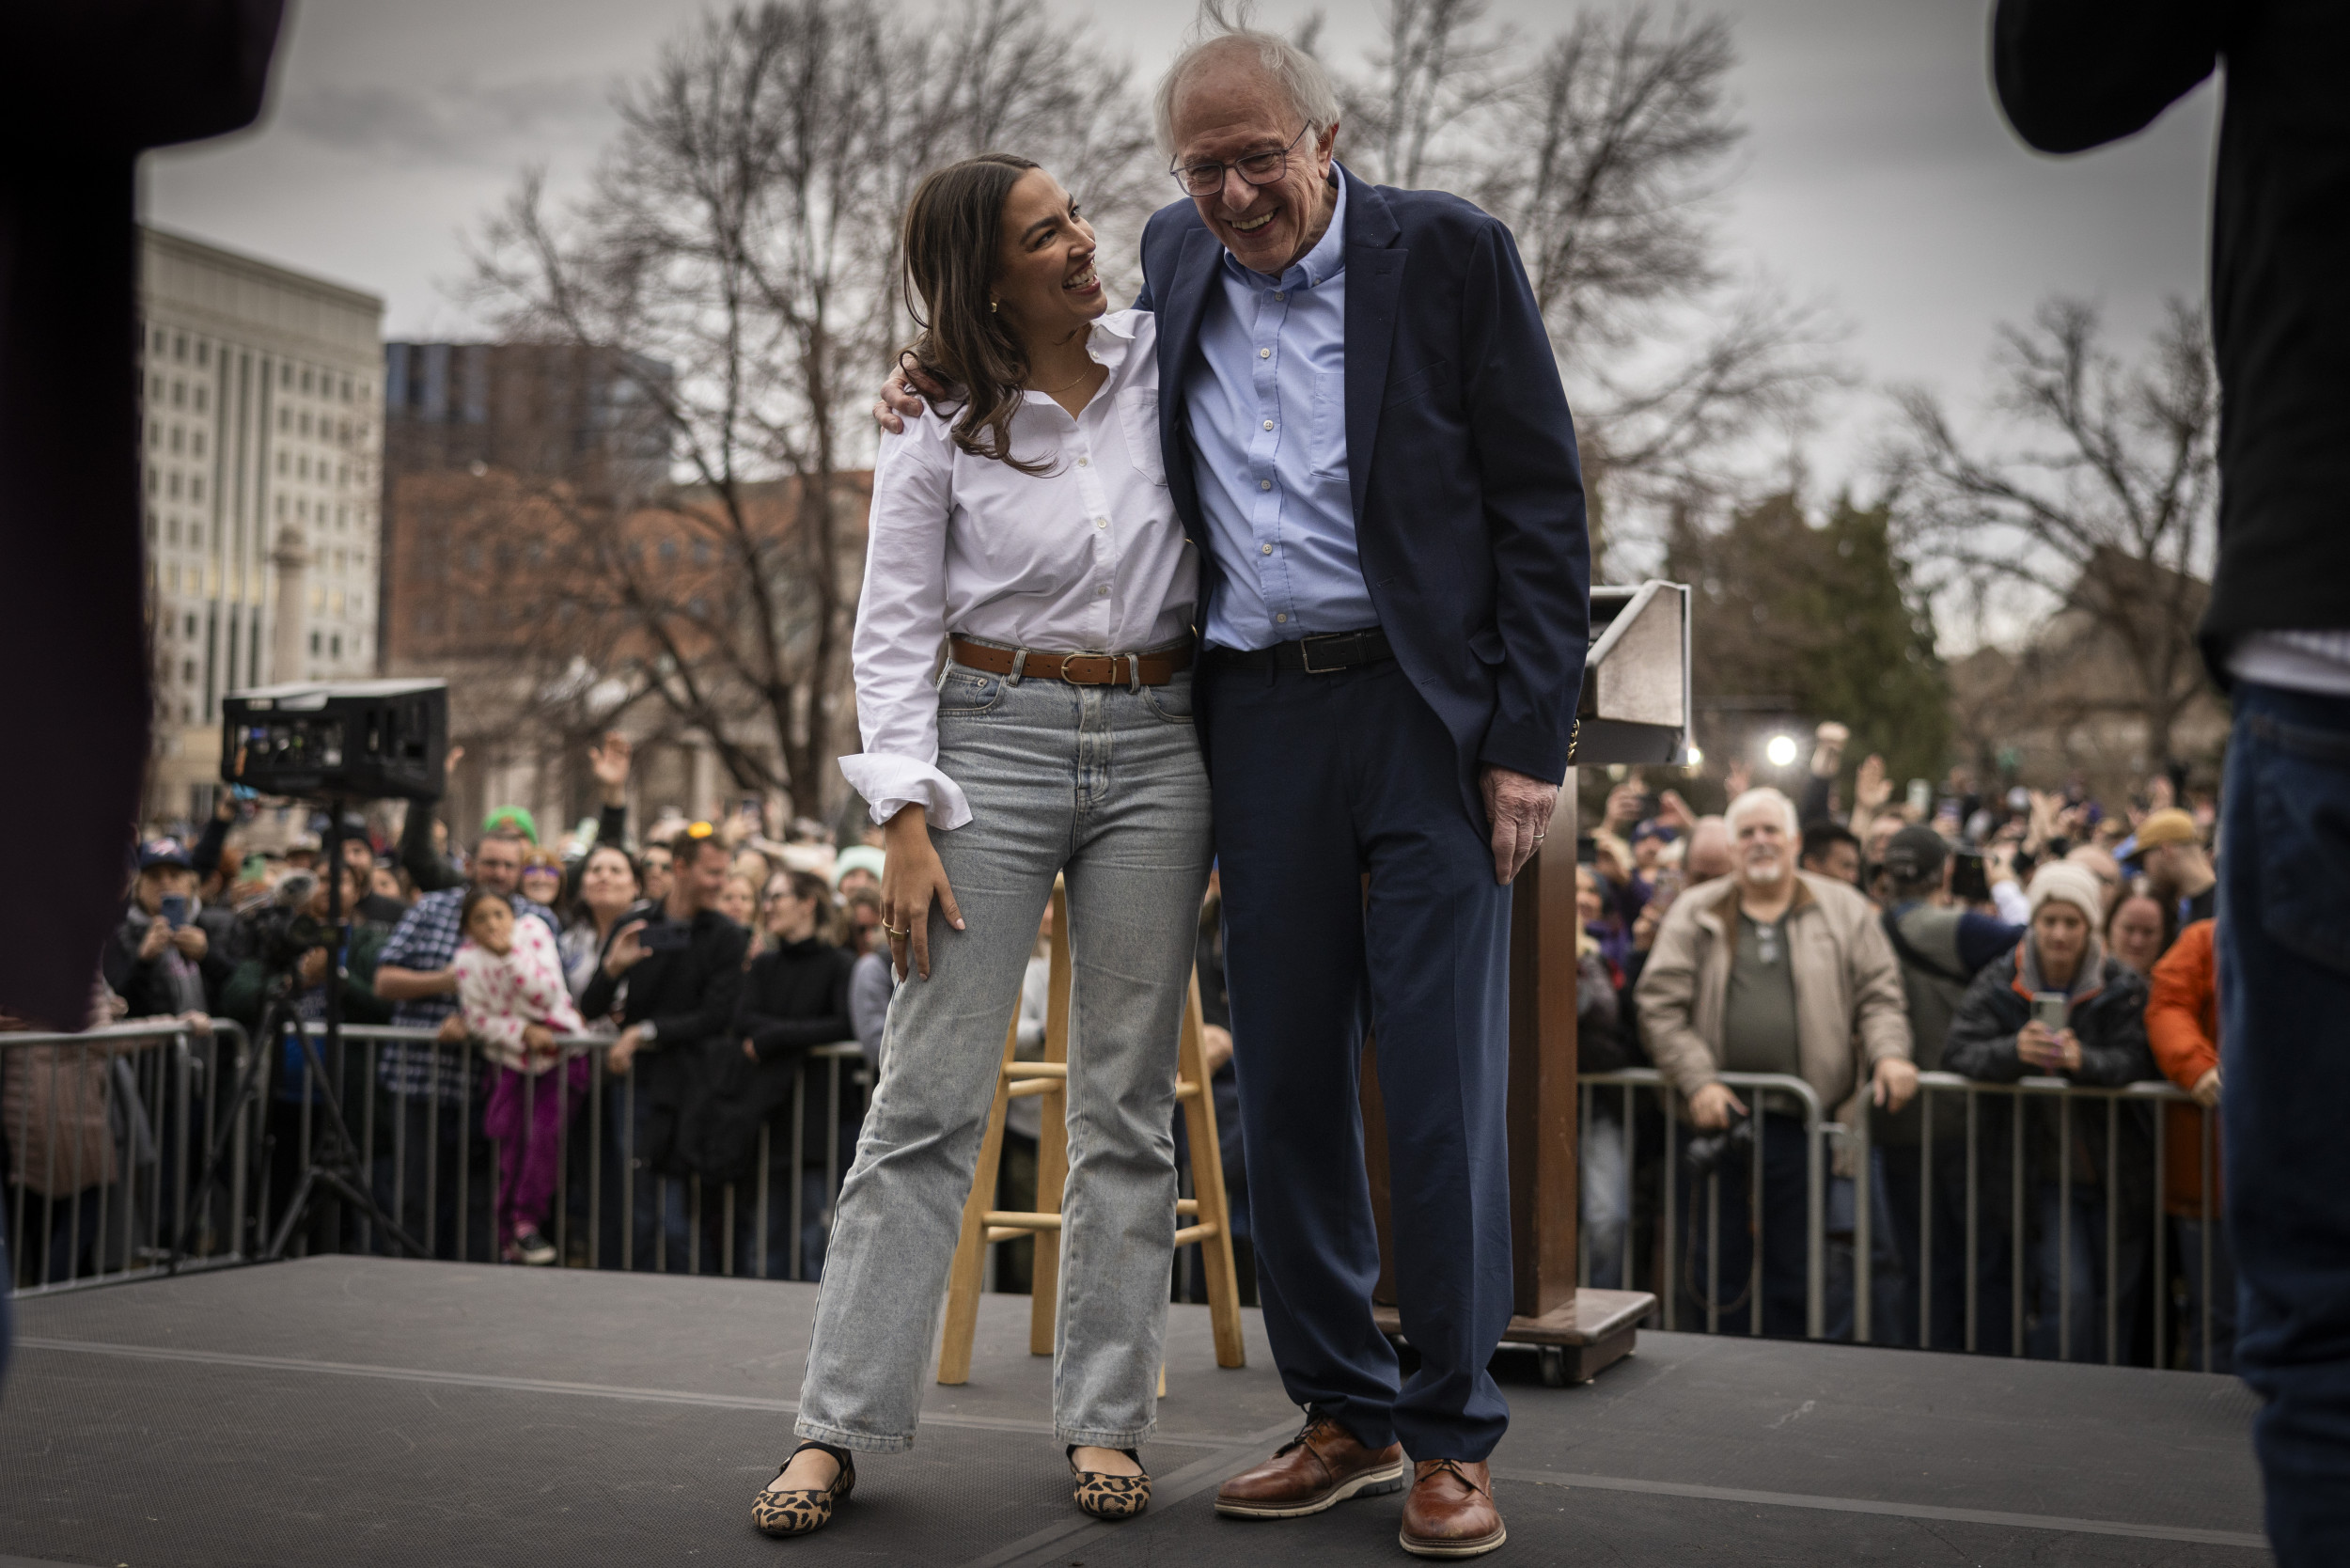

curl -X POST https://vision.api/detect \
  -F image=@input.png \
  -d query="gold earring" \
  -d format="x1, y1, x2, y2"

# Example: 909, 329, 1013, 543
991, 299, 999, 314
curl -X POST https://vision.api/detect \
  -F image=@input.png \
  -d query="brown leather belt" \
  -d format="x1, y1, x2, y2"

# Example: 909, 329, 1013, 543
948, 636, 1196, 687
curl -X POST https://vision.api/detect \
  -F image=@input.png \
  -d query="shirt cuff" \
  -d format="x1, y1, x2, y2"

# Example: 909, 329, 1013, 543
839, 752, 973, 830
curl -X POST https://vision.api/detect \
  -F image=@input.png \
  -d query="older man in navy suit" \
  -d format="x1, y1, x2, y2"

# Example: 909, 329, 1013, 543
884, 16, 1587, 1556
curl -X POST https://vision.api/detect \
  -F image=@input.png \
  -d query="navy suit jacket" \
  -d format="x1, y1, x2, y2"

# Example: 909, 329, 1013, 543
1134, 170, 1591, 823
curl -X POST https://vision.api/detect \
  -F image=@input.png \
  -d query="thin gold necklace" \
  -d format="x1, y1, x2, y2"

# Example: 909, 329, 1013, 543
1027, 363, 1095, 396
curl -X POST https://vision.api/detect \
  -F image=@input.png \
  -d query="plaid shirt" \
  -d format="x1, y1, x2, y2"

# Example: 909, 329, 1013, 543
376, 888, 559, 1102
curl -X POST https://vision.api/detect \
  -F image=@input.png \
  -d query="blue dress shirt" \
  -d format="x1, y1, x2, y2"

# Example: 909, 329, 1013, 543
1184, 170, 1376, 650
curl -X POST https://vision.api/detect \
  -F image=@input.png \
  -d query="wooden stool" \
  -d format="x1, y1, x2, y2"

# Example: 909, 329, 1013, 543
938, 879, 1246, 1384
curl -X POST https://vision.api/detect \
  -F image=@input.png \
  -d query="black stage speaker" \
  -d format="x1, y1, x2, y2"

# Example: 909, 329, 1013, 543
220, 679, 448, 803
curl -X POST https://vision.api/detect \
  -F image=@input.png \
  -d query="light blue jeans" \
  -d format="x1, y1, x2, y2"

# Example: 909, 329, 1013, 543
794, 654, 1212, 1451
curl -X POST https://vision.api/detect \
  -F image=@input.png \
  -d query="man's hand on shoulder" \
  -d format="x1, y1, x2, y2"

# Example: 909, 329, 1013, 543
1480, 765, 1559, 886
874, 355, 947, 436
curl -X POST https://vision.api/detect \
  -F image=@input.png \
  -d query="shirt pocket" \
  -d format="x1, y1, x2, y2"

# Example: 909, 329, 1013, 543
1308, 371, 1347, 480
1117, 387, 1167, 487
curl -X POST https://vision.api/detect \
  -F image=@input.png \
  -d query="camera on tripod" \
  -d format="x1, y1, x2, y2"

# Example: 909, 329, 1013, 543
1684, 1112, 1754, 1178
245, 870, 337, 976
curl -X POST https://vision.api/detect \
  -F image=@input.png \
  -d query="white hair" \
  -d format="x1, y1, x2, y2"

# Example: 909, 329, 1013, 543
1725, 787, 1801, 839
1153, 1, 1343, 160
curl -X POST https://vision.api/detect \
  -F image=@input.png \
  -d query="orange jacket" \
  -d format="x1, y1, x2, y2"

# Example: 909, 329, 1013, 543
2145, 920, 2222, 1217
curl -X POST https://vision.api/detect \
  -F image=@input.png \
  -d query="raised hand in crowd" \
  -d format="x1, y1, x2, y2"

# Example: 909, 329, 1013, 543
1655, 789, 1698, 834
1631, 900, 1663, 954
1723, 760, 1752, 799
1810, 721, 1850, 777
137, 917, 174, 963
589, 731, 634, 806
1854, 754, 1892, 812
1603, 780, 1646, 835
600, 918, 651, 981
1592, 832, 1631, 889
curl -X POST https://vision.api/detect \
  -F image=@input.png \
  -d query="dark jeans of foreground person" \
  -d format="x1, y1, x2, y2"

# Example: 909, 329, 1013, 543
2220, 681, 2350, 1562
1672, 1111, 1810, 1339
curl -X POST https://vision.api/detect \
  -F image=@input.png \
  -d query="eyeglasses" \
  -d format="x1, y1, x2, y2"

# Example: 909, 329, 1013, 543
1170, 123, 1311, 197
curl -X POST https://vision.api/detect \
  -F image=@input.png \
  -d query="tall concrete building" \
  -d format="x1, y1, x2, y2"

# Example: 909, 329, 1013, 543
137, 227, 385, 818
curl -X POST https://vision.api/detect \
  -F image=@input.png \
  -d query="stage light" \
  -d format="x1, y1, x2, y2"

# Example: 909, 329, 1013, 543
1765, 734, 1799, 768
1685, 745, 1704, 768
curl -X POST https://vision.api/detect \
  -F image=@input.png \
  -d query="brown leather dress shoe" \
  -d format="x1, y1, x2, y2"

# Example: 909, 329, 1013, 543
1214, 1416, 1408, 1518
1399, 1458, 1505, 1558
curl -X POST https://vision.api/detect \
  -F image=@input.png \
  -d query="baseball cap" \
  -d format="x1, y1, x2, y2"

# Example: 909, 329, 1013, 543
137, 838, 193, 871
1878, 824, 1950, 883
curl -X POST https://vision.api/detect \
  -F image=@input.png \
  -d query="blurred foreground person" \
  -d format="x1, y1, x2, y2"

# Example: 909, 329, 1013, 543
0, 1, 283, 1030
1998, 3, 2350, 1554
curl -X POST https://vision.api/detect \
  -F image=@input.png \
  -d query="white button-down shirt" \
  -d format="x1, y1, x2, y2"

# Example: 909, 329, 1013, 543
840, 310, 1196, 828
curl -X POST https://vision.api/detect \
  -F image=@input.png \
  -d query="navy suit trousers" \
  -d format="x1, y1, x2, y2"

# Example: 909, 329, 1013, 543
1204, 655, 1515, 1460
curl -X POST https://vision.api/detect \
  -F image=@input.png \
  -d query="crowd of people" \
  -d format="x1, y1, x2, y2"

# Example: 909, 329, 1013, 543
1576, 722, 2234, 1369
1, 733, 901, 1286
7, 713, 2233, 1365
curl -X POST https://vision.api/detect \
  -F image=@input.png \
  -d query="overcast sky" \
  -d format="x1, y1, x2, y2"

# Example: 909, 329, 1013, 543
144, 0, 2218, 502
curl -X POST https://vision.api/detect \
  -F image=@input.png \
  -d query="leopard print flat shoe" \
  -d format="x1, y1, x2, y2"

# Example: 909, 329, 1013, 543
752, 1441, 855, 1537
1069, 1447, 1151, 1519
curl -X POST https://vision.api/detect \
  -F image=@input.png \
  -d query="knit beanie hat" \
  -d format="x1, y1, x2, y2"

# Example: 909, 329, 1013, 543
2026, 860, 2103, 924
831, 844, 885, 890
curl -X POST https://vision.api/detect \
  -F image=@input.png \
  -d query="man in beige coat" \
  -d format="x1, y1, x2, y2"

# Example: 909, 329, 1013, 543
1636, 787, 1915, 1335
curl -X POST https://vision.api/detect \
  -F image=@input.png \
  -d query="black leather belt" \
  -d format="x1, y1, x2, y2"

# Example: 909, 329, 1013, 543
1207, 627, 1393, 675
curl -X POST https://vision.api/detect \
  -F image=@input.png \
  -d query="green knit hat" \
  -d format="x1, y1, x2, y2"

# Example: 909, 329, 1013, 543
481, 805, 539, 844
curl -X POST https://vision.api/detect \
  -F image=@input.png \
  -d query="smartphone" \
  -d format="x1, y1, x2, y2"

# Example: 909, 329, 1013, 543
1650, 867, 1685, 915
159, 894, 190, 929
640, 922, 691, 953
1906, 778, 1933, 816
2030, 992, 2069, 1032
1950, 848, 1990, 904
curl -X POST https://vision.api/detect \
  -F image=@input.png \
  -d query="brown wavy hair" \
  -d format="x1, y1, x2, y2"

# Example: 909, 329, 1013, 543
900, 152, 1052, 476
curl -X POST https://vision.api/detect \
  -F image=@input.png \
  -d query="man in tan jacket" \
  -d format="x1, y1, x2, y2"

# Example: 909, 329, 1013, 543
1635, 787, 1915, 1336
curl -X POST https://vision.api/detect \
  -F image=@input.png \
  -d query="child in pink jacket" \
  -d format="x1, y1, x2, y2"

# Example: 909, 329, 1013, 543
454, 887, 588, 1264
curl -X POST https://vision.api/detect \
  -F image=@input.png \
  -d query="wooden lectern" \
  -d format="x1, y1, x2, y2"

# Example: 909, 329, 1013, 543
1367, 582, 1689, 1384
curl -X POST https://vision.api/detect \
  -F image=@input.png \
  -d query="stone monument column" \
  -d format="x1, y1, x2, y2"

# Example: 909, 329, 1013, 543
269, 525, 308, 683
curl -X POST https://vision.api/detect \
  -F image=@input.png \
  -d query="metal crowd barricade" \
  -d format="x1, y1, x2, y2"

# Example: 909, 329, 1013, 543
1577, 1065, 2219, 1369
4, 1019, 257, 1297
1577, 1069, 1830, 1339
264, 1026, 866, 1280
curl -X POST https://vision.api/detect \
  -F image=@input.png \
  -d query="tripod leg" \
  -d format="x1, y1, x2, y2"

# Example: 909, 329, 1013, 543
176, 1007, 279, 1265
313, 1168, 429, 1260
264, 1167, 323, 1262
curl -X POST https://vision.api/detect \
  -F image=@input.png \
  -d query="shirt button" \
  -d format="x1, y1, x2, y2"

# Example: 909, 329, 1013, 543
1077, 457, 1089, 466
1261, 543, 1274, 555
1262, 419, 1275, 431
1259, 478, 1272, 491
1095, 519, 1107, 529
1276, 613, 1289, 623
1097, 586, 1109, 596
1274, 291, 1286, 302
1259, 347, 1271, 359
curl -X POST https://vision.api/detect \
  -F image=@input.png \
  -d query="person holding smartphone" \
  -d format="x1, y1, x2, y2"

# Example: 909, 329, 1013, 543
1944, 861, 2157, 1362
101, 839, 226, 1020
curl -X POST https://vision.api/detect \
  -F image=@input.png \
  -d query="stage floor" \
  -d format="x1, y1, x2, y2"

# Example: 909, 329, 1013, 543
2, 1256, 2267, 1566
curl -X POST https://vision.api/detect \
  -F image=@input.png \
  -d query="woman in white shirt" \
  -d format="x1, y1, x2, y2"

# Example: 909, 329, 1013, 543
753, 155, 1210, 1537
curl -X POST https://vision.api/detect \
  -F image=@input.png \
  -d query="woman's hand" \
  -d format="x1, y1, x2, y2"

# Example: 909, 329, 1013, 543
138, 919, 173, 962
603, 920, 648, 978
171, 923, 208, 961
522, 1023, 556, 1054
882, 807, 964, 980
